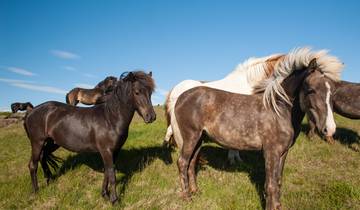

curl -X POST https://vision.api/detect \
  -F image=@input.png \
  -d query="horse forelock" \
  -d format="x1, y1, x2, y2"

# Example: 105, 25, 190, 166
121, 71, 155, 93
255, 47, 344, 116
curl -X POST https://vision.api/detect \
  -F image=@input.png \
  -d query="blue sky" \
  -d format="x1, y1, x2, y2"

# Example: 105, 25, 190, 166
1, 0, 359, 111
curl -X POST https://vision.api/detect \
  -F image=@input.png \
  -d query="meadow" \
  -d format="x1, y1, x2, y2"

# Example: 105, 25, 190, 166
0, 106, 359, 209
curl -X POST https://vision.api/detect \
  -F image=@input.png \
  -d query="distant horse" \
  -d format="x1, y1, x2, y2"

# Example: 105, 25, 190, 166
66, 76, 117, 106
303, 80, 360, 143
11, 102, 34, 113
164, 54, 285, 164
95, 76, 118, 93
24, 71, 155, 204
172, 48, 343, 210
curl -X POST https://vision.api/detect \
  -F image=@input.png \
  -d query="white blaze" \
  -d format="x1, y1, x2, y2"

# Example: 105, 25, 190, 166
325, 82, 336, 136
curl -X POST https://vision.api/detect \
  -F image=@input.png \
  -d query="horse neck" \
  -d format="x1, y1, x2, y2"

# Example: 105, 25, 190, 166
104, 89, 135, 128
281, 70, 309, 106
275, 70, 309, 135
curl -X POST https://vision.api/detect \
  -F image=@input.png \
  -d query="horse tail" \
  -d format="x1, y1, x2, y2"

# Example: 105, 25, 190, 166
65, 93, 69, 104
164, 91, 172, 127
42, 140, 62, 178
66, 88, 79, 105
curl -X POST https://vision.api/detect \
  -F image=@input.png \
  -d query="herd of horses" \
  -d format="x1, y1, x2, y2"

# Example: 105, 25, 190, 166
10, 47, 359, 210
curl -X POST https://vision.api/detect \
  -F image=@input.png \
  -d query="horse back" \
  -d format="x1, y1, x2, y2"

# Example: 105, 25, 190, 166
333, 81, 360, 119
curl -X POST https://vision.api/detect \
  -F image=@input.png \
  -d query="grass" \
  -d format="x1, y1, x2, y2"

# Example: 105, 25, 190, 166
0, 107, 359, 209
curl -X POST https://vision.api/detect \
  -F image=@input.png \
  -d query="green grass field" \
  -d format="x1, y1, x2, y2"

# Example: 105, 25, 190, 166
0, 106, 359, 209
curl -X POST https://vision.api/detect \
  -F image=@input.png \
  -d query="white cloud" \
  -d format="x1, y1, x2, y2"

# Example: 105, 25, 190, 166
75, 83, 94, 89
51, 50, 80, 60
156, 88, 168, 96
63, 66, 77, 71
7, 67, 35, 76
83, 73, 97, 78
0, 77, 34, 84
10, 83, 67, 95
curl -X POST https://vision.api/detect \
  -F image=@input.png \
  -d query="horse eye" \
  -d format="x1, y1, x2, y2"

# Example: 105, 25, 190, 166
135, 91, 140, 95
306, 89, 316, 94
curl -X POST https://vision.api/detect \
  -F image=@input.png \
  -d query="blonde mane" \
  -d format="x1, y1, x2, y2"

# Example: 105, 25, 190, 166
255, 47, 344, 116
226, 54, 285, 87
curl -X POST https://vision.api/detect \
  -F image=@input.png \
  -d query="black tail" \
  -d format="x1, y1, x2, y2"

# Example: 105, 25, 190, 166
65, 92, 70, 104
41, 141, 62, 180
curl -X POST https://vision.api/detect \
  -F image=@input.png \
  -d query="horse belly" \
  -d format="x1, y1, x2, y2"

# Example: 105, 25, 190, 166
49, 122, 98, 153
205, 124, 263, 150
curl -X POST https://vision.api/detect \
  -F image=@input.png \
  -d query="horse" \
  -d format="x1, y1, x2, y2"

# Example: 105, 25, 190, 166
65, 76, 117, 106
164, 54, 286, 164
11, 102, 34, 113
24, 71, 155, 204
303, 80, 360, 143
172, 48, 343, 210
66, 87, 105, 106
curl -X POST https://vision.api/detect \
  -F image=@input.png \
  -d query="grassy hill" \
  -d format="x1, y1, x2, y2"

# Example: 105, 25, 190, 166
0, 107, 359, 209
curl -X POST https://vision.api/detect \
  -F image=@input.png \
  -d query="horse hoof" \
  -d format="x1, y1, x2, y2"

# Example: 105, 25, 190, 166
179, 192, 192, 201
326, 136, 335, 144
110, 196, 118, 205
101, 191, 109, 200
190, 187, 199, 195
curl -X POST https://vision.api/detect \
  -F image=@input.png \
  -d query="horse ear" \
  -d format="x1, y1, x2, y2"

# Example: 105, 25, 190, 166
149, 71, 152, 77
308, 58, 317, 72
127, 72, 135, 81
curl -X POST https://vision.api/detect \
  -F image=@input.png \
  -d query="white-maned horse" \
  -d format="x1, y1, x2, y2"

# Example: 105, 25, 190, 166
164, 53, 285, 164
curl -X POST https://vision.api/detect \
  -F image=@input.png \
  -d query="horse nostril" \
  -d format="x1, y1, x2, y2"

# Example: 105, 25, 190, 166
323, 128, 328, 134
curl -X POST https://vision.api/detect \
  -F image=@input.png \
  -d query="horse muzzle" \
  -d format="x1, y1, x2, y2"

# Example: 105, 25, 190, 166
144, 113, 156, 124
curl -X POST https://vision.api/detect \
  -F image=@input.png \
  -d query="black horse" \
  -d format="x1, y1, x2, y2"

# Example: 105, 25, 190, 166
24, 71, 156, 204
11, 102, 33, 113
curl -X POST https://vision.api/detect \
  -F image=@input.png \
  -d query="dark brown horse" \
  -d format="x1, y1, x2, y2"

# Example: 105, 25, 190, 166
304, 80, 360, 143
66, 76, 118, 106
11, 102, 34, 113
24, 71, 155, 204
172, 49, 343, 210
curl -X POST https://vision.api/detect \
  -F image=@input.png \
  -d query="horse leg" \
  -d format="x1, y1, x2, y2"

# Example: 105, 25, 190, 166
188, 140, 202, 194
28, 141, 44, 192
100, 150, 117, 204
307, 119, 316, 139
276, 151, 288, 196
177, 130, 202, 200
264, 149, 282, 210
228, 149, 242, 165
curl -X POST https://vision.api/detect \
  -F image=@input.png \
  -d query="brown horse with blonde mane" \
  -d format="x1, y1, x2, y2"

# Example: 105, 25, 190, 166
172, 48, 343, 210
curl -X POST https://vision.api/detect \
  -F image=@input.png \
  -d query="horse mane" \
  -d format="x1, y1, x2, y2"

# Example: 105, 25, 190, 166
226, 53, 286, 87
106, 71, 155, 112
254, 47, 344, 116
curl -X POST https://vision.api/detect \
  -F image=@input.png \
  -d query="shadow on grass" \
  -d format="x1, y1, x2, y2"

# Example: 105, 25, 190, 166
301, 122, 359, 152
333, 127, 359, 151
55, 145, 172, 203
199, 145, 266, 209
